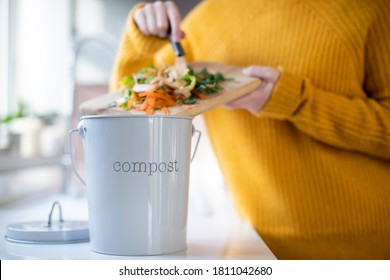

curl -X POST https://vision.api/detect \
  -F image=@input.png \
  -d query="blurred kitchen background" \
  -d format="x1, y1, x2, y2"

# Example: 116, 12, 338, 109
0, 0, 230, 213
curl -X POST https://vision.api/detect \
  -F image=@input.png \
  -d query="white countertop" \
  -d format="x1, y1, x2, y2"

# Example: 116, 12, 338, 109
0, 192, 275, 260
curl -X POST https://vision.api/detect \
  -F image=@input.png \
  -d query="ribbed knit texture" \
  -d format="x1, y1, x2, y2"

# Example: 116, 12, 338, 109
110, 0, 390, 259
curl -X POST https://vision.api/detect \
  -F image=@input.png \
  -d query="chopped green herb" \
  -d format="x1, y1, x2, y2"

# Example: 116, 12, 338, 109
184, 96, 197, 105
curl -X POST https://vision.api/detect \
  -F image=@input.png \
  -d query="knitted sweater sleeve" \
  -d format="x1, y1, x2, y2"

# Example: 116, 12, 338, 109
109, 3, 169, 92
259, 7, 390, 160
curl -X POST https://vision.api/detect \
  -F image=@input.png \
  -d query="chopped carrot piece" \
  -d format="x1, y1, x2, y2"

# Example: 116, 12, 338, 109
145, 106, 154, 115
161, 106, 170, 115
139, 99, 148, 111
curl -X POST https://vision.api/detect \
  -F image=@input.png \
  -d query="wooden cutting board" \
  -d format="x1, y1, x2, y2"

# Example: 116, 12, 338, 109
79, 62, 261, 117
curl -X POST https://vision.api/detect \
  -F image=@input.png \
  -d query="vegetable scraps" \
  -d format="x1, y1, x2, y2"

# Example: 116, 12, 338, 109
116, 65, 233, 115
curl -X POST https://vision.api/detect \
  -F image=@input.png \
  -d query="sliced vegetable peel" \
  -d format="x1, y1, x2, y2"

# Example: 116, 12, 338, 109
117, 65, 232, 115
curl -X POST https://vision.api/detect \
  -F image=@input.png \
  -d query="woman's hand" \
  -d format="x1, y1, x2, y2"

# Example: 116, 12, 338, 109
224, 66, 281, 114
133, 1, 185, 42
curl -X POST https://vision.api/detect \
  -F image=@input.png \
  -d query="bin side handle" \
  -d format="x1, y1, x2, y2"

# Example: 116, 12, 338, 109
191, 127, 201, 163
69, 129, 86, 186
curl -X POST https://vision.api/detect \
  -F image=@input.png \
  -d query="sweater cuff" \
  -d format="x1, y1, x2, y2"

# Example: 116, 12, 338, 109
126, 2, 167, 57
257, 70, 306, 120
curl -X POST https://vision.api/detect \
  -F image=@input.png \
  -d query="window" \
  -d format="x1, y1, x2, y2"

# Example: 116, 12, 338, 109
0, 0, 10, 120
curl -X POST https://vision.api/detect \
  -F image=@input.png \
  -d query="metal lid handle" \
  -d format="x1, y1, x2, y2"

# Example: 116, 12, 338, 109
47, 201, 64, 227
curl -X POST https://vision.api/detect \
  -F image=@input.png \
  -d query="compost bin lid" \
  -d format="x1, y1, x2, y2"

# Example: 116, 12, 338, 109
4, 201, 89, 244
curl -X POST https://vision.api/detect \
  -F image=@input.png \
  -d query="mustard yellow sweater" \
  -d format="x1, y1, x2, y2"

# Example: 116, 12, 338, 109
110, 0, 390, 259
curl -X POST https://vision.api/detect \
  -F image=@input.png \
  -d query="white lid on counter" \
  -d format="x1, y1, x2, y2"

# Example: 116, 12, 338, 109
4, 201, 89, 244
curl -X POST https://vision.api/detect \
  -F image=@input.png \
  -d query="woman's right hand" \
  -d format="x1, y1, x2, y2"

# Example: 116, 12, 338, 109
133, 1, 185, 42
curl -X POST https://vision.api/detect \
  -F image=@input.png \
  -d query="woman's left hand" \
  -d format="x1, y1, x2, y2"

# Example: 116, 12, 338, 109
224, 66, 280, 114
